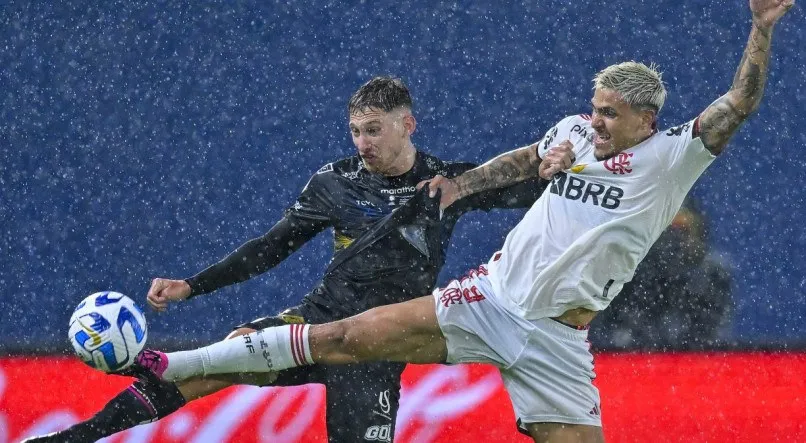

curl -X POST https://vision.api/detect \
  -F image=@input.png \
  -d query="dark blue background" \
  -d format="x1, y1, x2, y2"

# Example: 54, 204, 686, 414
3, 0, 804, 351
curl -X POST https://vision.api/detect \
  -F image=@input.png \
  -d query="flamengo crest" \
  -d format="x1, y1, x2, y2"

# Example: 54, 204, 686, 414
603, 152, 634, 175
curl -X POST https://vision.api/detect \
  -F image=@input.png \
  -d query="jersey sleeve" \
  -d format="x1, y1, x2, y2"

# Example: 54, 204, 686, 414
534, 115, 579, 160
184, 169, 335, 297
185, 216, 324, 297
662, 118, 717, 188
284, 167, 337, 225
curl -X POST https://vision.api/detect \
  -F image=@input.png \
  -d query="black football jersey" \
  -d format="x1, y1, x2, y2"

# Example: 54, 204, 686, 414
187, 151, 546, 322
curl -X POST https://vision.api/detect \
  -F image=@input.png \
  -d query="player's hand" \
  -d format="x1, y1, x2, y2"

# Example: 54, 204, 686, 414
750, 0, 795, 27
539, 140, 576, 180
146, 278, 191, 312
417, 175, 460, 210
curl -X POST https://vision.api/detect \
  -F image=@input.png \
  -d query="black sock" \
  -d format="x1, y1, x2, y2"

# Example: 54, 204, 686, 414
64, 379, 187, 442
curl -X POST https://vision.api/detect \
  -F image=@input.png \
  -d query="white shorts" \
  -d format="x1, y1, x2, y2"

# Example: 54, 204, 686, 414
432, 265, 602, 428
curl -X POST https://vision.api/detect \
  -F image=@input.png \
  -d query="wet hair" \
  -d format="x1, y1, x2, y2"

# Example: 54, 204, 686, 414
593, 61, 667, 114
348, 76, 413, 115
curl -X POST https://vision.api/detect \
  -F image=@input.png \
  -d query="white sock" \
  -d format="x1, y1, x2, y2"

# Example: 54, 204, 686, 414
161, 324, 312, 382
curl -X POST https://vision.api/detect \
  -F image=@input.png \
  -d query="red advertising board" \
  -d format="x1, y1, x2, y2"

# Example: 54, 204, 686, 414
2, 353, 805, 442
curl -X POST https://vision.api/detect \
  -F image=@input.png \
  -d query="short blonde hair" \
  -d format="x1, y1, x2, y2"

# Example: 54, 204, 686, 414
593, 61, 667, 113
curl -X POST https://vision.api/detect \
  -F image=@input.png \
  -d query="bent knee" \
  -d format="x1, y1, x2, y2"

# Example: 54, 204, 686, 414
225, 327, 256, 340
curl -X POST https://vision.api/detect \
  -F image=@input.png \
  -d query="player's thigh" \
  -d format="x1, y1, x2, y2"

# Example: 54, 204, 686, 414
525, 422, 605, 443
503, 318, 602, 437
323, 362, 404, 443
339, 295, 446, 363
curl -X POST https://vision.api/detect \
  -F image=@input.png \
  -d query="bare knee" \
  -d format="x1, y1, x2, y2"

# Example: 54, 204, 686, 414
525, 422, 604, 443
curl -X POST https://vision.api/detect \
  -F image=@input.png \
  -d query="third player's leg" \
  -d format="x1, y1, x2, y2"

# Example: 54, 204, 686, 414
323, 362, 404, 443
309, 295, 447, 365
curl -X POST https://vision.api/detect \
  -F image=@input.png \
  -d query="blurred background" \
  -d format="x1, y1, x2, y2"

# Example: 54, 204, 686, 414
2, 1, 805, 441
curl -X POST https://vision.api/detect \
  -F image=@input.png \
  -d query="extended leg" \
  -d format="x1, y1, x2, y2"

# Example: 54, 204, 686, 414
310, 295, 447, 364
322, 362, 404, 443
159, 295, 447, 381
21, 327, 271, 443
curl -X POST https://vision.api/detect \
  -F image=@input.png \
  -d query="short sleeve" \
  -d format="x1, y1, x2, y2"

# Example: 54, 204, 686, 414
535, 116, 578, 160
535, 124, 560, 160
662, 118, 717, 189
285, 168, 334, 226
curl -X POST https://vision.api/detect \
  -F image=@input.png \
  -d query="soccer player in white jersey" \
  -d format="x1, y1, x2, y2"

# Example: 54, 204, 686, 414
127, 1, 794, 442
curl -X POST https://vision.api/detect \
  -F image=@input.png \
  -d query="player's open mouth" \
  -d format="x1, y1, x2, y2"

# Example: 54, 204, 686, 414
594, 133, 611, 145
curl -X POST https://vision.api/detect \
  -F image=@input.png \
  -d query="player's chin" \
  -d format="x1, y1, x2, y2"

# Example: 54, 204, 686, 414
361, 157, 381, 171
593, 144, 616, 161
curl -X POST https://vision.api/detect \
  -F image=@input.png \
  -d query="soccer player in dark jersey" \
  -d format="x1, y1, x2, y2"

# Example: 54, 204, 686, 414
25, 76, 545, 443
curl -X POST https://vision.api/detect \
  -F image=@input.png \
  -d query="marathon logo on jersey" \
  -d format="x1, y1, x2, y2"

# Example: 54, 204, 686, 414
550, 172, 623, 209
603, 152, 634, 175
380, 186, 417, 195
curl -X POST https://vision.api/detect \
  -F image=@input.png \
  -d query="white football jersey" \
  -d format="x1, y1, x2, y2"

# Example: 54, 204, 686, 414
487, 114, 716, 320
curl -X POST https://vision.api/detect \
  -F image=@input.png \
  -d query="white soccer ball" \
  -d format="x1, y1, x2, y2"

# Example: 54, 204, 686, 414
68, 291, 148, 372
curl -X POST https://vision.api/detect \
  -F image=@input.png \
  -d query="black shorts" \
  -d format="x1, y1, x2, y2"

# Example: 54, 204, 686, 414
235, 308, 405, 443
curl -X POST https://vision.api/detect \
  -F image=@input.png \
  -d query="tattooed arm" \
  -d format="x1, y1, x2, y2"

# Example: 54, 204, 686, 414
423, 140, 574, 209
452, 144, 543, 197
422, 143, 541, 209
698, 0, 794, 155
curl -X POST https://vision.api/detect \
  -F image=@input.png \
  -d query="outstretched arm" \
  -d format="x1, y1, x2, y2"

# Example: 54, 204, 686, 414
425, 141, 574, 209
146, 215, 326, 311
452, 143, 543, 198
698, 0, 794, 155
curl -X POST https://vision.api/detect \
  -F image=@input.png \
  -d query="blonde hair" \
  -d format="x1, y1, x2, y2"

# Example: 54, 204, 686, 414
593, 61, 667, 113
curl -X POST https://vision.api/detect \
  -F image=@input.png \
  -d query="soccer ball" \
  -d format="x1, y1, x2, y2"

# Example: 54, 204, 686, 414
68, 291, 148, 372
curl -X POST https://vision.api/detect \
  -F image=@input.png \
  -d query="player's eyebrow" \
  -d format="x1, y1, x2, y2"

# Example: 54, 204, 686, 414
591, 102, 617, 115
350, 119, 382, 128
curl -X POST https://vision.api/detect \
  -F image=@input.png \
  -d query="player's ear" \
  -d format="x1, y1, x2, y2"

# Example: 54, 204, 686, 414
403, 113, 416, 136
641, 109, 657, 132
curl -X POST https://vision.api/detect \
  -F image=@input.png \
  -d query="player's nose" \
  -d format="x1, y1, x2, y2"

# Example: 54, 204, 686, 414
591, 116, 606, 132
355, 135, 372, 151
